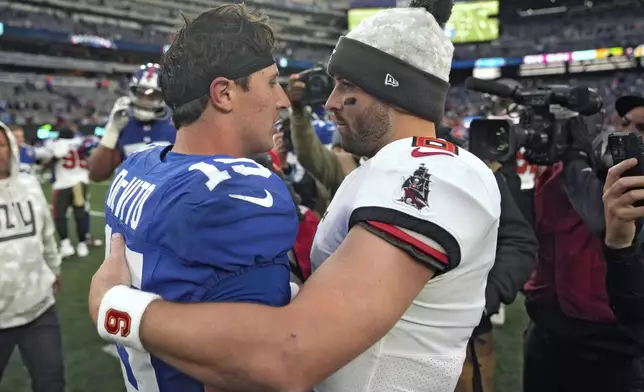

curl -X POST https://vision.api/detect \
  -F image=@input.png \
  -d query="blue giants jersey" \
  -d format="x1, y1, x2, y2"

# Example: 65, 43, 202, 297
18, 145, 37, 173
117, 118, 176, 158
104, 145, 299, 392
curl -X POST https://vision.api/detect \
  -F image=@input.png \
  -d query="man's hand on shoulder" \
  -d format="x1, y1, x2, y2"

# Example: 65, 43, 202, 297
89, 234, 132, 325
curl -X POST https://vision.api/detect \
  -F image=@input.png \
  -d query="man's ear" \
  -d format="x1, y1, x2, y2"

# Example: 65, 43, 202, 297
209, 77, 234, 113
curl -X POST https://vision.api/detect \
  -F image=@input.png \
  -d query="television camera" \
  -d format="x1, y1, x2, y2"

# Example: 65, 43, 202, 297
465, 77, 603, 165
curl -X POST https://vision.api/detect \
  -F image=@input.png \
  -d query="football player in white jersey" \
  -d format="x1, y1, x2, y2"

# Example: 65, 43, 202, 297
43, 128, 90, 258
89, 1, 501, 391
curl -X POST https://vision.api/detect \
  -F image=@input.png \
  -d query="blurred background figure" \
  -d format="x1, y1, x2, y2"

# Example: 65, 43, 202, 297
0, 122, 64, 392
88, 63, 176, 182
40, 127, 90, 258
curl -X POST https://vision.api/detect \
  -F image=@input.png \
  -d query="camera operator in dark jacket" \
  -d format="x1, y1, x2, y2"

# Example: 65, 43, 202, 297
439, 127, 538, 392
523, 115, 644, 392
456, 167, 538, 392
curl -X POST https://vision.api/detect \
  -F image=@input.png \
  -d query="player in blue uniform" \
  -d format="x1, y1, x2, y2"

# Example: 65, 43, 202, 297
9, 124, 38, 174
104, 146, 297, 391
18, 144, 37, 174
93, 5, 295, 391
78, 133, 103, 247
88, 63, 176, 182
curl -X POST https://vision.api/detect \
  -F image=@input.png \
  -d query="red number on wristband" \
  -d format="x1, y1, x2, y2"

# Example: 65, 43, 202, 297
105, 309, 132, 337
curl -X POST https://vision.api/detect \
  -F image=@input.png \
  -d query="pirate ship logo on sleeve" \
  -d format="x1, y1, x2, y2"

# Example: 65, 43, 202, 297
396, 163, 432, 212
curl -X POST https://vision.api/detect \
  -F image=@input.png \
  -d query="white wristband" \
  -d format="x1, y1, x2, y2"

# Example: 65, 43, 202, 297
100, 125, 120, 149
97, 285, 161, 352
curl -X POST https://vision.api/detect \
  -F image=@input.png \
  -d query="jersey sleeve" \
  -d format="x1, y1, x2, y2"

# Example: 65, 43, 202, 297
154, 158, 300, 276
349, 140, 501, 273
49, 140, 69, 159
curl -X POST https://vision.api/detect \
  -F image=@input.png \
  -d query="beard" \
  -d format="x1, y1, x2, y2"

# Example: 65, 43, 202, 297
339, 100, 392, 158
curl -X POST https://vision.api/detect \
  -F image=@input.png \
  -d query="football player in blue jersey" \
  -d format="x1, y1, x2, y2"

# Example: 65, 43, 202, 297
88, 63, 177, 182
10, 124, 38, 174
88, 5, 295, 392
78, 133, 104, 248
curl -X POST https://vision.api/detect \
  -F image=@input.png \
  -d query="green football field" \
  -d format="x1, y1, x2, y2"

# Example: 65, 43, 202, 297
1, 182, 529, 392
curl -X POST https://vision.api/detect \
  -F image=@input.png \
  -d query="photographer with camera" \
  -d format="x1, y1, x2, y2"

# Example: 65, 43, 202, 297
273, 116, 330, 217
602, 158, 644, 340
467, 78, 644, 392
455, 162, 538, 392
282, 72, 361, 195
440, 120, 538, 392
600, 95, 644, 349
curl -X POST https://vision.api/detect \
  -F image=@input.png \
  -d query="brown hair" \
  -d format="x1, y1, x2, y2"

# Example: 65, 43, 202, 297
161, 4, 276, 127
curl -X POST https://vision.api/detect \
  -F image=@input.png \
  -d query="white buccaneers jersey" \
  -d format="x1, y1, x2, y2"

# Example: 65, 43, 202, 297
48, 137, 89, 190
311, 136, 501, 392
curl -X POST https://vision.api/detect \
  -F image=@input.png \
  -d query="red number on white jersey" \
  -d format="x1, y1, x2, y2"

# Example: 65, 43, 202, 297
62, 150, 88, 169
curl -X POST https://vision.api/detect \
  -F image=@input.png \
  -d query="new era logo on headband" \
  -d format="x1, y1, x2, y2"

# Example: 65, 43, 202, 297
385, 73, 399, 87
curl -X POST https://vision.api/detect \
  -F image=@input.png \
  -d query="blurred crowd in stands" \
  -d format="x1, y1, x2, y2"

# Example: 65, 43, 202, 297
3, 71, 643, 137
2, 0, 642, 63
1, 0, 643, 133
456, 1, 644, 60
0, 74, 124, 127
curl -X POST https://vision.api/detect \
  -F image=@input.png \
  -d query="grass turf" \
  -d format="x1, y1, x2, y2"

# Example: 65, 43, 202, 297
1, 182, 528, 392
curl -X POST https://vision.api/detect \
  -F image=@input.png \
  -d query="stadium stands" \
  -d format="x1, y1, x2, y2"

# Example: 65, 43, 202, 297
0, 0, 343, 61
0, 71, 121, 125
2, 0, 643, 63
456, 0, 644, 60
3, 68, 642, 129
1, 0, 643, 127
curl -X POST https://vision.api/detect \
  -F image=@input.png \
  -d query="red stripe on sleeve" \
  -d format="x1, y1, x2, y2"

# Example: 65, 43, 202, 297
367, 220, 449, 265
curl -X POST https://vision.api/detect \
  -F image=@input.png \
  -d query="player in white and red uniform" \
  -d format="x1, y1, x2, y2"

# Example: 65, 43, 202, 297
309, 135, 500, 391
43, 128, 90, 258
89, 3, 500, 392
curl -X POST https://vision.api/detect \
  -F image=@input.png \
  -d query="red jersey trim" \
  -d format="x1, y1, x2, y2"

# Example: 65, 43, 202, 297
367, 220, 449, 265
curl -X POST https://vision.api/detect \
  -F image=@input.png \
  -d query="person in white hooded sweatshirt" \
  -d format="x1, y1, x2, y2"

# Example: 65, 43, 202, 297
0, 121, 65, 392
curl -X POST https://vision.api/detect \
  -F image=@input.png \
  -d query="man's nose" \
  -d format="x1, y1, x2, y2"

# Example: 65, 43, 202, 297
277, 85, 291, 110
325, 89, 342, 112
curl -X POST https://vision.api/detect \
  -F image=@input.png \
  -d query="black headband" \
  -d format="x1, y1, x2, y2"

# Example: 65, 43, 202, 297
163, 53, 276, 109
327, 37, 449, 124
